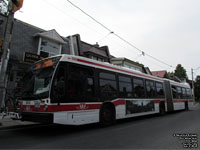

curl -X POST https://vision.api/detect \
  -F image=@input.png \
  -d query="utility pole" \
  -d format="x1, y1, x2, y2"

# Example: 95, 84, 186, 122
191, 68, 195, 103
0, 0, 23, 112
0, 1, 14, 112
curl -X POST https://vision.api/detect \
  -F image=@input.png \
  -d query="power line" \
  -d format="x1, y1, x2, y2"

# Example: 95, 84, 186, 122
43, 0, 106, 38
145, 53, 174, 68
65, 0, 175, 69
42, 0, 141, 60
97, 31, 114, 43
66, 0, 113, 33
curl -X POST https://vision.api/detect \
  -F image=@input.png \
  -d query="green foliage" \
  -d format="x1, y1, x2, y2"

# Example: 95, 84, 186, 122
174, 64, 188, 80
167, 71, 174, 78
194, 76, 200, 102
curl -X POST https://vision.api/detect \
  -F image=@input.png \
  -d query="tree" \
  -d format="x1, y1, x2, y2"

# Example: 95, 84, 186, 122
194, 76, 200, 102
174, 64, 188, 80
167, 71, 174, 78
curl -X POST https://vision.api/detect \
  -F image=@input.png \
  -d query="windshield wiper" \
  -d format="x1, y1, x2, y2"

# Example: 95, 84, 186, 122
19, 91, 44, 102
28, 93, 45, 103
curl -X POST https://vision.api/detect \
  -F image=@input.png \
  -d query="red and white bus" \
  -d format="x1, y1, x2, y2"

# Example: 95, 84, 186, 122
18, 55, 193, 126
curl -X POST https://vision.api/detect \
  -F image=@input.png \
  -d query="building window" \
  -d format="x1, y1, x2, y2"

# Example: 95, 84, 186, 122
38, 38, 61, 58
91, 56, 104, 62
40, 51, 49, 58
98, 58, 104, 62
124, 64, 140, 71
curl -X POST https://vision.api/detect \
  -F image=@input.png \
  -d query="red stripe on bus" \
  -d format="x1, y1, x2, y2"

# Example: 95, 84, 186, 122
22, 99, 127, 113
154, 100, 160, 103
154, 100, 166, 103
23, 103, 101, 112
76, 58, 163, 82
112, 99, 125, 106
173, 99, 187, 103
154, 99, 190, 103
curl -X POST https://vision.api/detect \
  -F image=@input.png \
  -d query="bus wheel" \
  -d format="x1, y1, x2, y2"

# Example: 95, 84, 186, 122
159, 102, 166, 115
100, 105, 115, 127
185, 102, 189, 111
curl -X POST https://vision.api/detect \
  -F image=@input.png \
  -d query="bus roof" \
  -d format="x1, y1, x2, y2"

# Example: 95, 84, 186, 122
36, 54, 191, 89
60, 55, 164, 82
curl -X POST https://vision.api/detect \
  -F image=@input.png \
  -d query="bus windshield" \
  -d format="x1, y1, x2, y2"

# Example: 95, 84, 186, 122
19, 66, 55, 100
19, 56, 61, 100
33, 67, 54, 95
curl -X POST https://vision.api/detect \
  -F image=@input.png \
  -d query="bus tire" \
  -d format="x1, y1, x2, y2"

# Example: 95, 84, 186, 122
100, 103, 115, 127
159, 102, 166, 115
185, 102, 189, 111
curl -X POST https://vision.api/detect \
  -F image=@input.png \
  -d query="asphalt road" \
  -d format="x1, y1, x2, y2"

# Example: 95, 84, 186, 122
0, 105, 199, 149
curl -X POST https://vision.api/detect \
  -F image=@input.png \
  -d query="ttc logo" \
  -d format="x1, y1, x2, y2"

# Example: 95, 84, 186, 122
76, 103, 88, 110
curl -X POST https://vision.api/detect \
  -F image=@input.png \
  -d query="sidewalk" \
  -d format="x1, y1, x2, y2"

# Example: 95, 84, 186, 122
0, 113, 38, 130
0, 118, 38, 129
191, 102, 200, 110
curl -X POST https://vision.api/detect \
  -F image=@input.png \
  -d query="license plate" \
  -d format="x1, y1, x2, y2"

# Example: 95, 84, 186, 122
34, 102, 40, 108
26, 101, 31, 105
26, 106, 30, 111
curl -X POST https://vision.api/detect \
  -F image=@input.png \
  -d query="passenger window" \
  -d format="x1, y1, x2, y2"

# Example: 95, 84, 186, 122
182, 88, 187, 99
155, 82, 164, 98
186, 88, 192, 98
145, 80, 155, 98
171, 85, 177, 99
176, 87, 182, 99
133, 78, 145, 98
99, 72, 117, 101
67, 65, 95, 102
119, 75, 133, 98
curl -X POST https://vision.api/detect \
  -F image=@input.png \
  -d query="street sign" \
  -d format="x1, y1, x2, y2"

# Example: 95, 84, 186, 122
24, 52, 43, 64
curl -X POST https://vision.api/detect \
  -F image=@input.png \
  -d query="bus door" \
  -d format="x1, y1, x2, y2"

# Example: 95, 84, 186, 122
164, 80, 174, 112
51, 63, 67, 104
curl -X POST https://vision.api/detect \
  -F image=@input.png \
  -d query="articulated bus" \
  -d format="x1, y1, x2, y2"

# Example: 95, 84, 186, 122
18, 55, 193, 126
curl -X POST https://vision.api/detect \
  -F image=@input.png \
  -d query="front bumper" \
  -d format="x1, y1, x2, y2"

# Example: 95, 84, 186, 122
21, 112, 53, 123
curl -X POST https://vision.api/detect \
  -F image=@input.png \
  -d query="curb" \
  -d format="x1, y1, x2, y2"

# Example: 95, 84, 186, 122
0, 119, 40, 131
0, 122, 54, 131
0, 123, 37, 130
193, 102, 200, 107
0, 122, 43, 131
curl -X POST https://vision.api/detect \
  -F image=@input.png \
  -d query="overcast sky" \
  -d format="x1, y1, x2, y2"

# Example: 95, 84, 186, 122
14, 0, 200, 79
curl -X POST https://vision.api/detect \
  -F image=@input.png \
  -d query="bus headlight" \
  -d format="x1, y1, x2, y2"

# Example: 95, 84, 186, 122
44, 104, 48, 111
